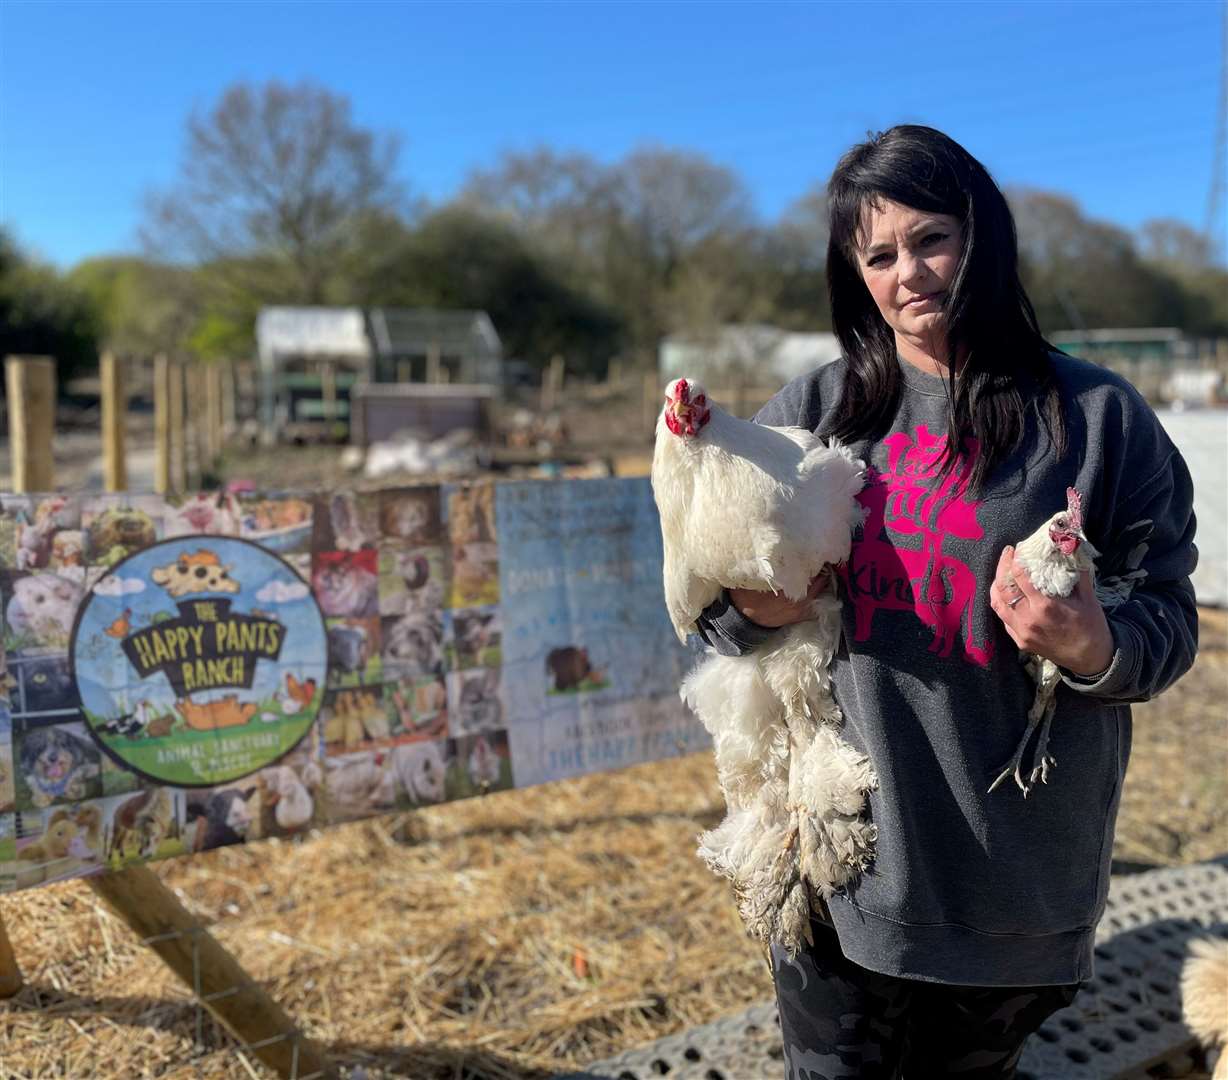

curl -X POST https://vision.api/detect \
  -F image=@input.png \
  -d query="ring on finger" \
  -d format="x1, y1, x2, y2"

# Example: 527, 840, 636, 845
1007, 593, 1025, 608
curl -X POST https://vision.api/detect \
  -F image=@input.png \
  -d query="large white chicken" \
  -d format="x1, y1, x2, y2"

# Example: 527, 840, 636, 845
651, 376, 876, 956
989, 487, 1111, 796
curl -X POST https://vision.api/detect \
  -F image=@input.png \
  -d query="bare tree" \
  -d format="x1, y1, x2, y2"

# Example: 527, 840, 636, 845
144, 81, 405, 303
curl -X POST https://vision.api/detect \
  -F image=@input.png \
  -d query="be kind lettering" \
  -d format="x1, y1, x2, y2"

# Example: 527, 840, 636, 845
841, 424, 993, 667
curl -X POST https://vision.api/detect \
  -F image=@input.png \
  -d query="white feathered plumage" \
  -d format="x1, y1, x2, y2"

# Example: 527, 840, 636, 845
990, 486, 1114, 796
651, 376, 877, 956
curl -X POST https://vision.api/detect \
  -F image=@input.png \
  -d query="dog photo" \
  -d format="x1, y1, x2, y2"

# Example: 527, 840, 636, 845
379, 487, 443, 547
15, 720, 103, 809
381, 611, 444, 679
446, 667, 503, 737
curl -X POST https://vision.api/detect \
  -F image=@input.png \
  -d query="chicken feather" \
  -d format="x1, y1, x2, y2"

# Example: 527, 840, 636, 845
652, 377, 876, 956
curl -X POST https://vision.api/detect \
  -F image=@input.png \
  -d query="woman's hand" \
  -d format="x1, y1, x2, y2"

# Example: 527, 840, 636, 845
728, 569, 832, 629
989, 547, 1115, 676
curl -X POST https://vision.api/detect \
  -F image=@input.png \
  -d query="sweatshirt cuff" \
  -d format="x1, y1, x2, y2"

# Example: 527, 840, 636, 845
695, 590, 777, 656
1058, 620, 1141, 698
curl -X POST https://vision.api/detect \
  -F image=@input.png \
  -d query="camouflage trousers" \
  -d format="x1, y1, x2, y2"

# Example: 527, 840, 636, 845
771, 923, 1081, 1080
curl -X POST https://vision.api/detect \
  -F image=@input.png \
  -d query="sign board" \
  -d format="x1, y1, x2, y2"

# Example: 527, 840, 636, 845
0, 480, 705, 893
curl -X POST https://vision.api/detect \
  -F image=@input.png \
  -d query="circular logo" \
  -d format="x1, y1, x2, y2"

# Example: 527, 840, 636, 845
69, 536, 327, 787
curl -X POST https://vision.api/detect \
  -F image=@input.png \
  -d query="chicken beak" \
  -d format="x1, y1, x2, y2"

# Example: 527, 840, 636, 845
671, 400, 691, 422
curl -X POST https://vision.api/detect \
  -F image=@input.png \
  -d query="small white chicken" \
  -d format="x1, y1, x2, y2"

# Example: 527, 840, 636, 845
652, 376, 876, 955
990, 487, 1100, 796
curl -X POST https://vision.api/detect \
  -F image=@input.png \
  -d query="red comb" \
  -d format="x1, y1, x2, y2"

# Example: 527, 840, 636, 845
675, 378, 690, 403
1065, 487, 1083, 530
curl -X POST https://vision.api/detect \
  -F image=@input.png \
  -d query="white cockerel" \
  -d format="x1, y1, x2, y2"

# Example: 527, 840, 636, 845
989, 486, 1130, 796
651, 376, 876, 956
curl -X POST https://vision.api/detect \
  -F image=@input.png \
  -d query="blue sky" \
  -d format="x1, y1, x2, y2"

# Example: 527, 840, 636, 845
1, 0, 1223, 268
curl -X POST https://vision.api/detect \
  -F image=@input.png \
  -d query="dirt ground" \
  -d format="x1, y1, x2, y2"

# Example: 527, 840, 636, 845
0, 426, 1223, 1078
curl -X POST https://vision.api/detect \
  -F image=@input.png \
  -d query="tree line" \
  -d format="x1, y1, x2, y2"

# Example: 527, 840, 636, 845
3, 80, 1225, 386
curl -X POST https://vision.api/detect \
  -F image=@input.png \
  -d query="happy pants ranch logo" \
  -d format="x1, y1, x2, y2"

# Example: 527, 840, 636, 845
69, 537, 327, 787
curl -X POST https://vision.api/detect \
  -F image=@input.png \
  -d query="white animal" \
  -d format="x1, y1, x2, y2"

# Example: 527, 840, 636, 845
990, 487, 1122, 796
467, 734, 501, 788
1182, 937, 1228, 1079
651, 376, 876, 956
324, 754, 397, 817
260, 765, 315, 830
6, 573, 81, 645
391, 742, 447, 804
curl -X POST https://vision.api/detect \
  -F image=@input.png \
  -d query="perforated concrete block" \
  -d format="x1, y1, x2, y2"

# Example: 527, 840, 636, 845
567, 861, 1228, 1080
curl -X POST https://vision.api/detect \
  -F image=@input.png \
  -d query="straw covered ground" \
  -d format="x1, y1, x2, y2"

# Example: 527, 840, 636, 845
0, 608, 1223, 1079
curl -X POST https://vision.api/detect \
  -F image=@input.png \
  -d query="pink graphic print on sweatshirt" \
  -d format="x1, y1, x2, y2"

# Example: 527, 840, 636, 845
840, 423, 993, 666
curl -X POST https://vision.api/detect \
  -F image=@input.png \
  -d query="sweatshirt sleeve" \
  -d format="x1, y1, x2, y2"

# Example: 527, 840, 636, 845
1060, 407, 1199, 703
691, 373, 819, 656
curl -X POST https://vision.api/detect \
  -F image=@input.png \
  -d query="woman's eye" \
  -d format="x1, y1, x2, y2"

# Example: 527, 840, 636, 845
866, 253, 890, 268
921, 232, 948, 246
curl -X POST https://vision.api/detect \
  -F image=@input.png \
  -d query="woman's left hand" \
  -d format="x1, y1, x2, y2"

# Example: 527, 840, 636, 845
989, 546, 1115, 676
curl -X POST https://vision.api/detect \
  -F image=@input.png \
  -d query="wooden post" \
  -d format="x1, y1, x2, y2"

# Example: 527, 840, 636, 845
426, 342, 441, 385
222, 362, 237, 437
4, 355, 55, 492
169, 359, 186, 493
154, 354, 172, 494
0, 915, 21, 998
88, 866, 335, 1079
396, 359, 411, 384
541, 354, 565, 413
100, 350, 128, 491
320, 362, 337, 429
205, 364, 224, 464
0, 355, 53, 993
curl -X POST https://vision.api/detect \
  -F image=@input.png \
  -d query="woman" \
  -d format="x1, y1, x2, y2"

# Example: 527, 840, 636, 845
697, 125, 1198, 1078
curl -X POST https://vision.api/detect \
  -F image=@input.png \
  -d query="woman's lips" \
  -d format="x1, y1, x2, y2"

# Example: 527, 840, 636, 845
903, 291, 944, 308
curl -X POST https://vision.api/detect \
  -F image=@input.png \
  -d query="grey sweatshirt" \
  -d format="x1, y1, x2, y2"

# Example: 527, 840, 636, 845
697, 352, 1198, 987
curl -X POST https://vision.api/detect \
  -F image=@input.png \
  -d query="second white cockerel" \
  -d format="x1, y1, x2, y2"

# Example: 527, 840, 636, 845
651, 376, 877, 956
990, 487, 1111, 796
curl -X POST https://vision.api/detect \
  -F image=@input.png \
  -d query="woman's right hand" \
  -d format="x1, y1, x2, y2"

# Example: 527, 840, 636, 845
727, 569, 832, 628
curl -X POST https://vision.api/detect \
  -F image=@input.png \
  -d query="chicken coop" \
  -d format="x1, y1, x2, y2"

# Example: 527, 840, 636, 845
367, 308, 503, 386
256, 306, 374, 443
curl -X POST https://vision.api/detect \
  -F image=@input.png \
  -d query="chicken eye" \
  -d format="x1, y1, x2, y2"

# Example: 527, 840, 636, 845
195, 567, 208, 578
695, 395, 706, 406
1055, 517, 1067, 528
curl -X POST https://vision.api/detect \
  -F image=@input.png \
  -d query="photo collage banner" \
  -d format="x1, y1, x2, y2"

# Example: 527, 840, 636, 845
0, 479, 707, 893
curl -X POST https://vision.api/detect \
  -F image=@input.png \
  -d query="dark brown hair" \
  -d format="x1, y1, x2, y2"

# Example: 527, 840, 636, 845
824, 124, 1065, 492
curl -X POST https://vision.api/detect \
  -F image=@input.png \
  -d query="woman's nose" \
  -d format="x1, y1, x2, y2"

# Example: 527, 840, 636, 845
898, 252, 928, 288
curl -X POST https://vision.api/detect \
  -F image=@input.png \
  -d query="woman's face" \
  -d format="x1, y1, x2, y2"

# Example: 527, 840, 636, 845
855, 198, 964, 361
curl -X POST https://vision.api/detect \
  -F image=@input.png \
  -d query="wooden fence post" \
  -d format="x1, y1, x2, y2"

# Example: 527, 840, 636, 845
4, 356, 55, 492
541, 355, 565, 413
426, 342, 441, 384
205, 364, 223, 464
88, 866, 335, 1079
168, 359, 186, 493
0, 915, 21, 997
154, 354, 172, 494
0, 354, 58, 994
222, 362, 237, 437
100, 351, 127, 491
